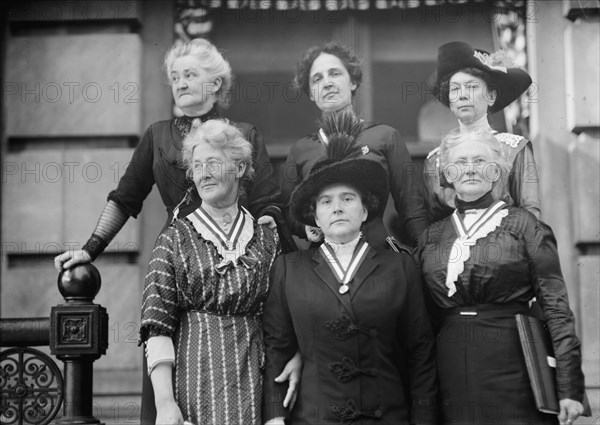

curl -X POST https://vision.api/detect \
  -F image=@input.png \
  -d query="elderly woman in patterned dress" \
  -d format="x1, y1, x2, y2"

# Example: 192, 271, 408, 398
139, 119, 296, 425
55, 39, 295, 425
423, 41, 541, 222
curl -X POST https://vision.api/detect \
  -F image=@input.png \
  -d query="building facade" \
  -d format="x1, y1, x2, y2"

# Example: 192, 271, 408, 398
1, 0, 598, 421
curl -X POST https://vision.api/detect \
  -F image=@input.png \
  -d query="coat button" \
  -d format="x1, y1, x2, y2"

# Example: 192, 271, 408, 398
370, 368, 378, 376
374, 409, 383, 418
369, 329, 378, 337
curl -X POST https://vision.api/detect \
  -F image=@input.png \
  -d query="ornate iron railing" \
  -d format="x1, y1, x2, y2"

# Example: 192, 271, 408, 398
0, 320, 63, 425
0, 264, 108, 425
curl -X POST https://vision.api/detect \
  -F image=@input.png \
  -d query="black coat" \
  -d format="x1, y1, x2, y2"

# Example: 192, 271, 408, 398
263, 246, 438, 424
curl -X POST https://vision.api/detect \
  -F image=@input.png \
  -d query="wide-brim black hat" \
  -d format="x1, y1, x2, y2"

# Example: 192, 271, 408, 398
436, 41, 532, 113
289, 111, 389, 227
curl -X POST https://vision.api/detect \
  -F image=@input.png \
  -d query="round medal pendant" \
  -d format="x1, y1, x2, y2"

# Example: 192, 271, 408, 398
339, 284, 349, 294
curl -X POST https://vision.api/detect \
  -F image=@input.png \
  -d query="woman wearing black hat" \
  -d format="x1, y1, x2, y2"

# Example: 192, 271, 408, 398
263, 112, 438, 425
423, 41, 540, 222
281, 42, 429, 249
418, 128, 586, 425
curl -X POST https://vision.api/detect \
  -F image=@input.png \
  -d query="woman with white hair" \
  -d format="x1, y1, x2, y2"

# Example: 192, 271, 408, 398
423, 41, 540, 222
54, 38, 298, 425
418, 128, 586, 425
54, 37, 287, 271
140, 119, 281, 425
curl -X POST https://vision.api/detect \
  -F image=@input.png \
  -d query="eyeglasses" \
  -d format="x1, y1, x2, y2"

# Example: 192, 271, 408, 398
443, 161, 499, 182
193, 160, 241, 177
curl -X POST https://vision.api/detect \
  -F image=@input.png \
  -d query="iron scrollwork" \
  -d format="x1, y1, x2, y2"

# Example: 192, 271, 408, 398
0, 347, 63, 425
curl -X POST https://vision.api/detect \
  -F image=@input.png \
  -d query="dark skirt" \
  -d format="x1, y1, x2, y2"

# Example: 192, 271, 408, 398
436, 304, 558, 425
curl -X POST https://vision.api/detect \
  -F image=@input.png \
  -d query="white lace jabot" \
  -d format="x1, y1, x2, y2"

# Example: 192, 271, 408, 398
445, 201, 508, 297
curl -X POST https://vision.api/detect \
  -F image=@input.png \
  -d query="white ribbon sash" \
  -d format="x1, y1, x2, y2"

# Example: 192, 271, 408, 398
445, 201, 509, 297
320, 240, 370, 293
187, 206, 254, 263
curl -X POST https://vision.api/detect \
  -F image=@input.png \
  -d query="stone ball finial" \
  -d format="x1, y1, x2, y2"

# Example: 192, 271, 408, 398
57, 264, 101, 302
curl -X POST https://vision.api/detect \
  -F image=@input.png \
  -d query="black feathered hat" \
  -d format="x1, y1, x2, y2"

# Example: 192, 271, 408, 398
436, 41, 532, 113
289, 110, 389, 227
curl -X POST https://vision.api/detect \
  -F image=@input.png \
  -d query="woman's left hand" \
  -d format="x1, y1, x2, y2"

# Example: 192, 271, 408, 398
274, 351, 303, 410
258, 215, 277, 230
558, 398, 584, 425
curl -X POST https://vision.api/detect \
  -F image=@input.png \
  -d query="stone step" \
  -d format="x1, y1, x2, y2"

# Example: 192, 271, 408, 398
93, 394, 142, 425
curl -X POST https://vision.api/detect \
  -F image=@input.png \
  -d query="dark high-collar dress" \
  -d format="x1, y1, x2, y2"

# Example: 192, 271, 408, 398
108, 110, 282, 229
417, 197, 585, 424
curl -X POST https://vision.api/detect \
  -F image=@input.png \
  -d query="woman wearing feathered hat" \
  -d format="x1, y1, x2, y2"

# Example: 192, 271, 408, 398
262, 111, 438, 425
423, 41, 540, 222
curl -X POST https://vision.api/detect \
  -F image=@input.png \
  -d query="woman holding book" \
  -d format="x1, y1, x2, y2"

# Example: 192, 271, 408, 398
417, 127, 586, 425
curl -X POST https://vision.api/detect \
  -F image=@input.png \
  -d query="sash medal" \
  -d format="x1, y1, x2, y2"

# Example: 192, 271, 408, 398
445, 200, 508, 296
187, 206, 254, 267
320, 239, 370, 294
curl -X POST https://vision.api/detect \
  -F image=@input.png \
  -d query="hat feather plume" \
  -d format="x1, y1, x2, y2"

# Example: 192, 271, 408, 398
319, 110, 364, 161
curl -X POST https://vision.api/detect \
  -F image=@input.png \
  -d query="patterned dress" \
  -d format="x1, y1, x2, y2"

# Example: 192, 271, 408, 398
140, 207, 280, 425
